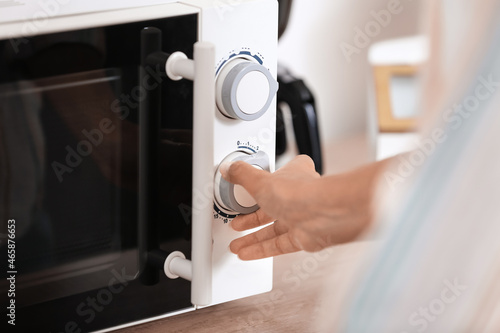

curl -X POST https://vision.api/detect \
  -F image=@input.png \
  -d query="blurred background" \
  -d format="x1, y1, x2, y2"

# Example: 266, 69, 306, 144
278, 0, 423, 173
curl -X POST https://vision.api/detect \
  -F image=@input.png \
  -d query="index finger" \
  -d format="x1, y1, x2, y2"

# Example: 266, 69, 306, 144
220, 160, 269, 199
232, 228, 301, 260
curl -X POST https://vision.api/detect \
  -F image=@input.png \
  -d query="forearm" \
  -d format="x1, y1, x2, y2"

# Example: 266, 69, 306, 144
317, 157, 393, 207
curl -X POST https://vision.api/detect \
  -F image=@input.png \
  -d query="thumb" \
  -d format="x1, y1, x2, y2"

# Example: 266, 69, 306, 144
220, 160, 269, 198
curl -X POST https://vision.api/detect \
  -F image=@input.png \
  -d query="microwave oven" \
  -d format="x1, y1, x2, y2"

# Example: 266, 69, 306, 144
0, 0, 278, 331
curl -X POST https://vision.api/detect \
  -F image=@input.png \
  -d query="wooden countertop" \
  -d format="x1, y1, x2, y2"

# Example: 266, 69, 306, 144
117, 243, 373, 333
117, 136, 374, 333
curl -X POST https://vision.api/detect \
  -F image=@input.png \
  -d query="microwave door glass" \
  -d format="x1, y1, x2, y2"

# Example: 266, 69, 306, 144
1, 70, 128, 305
0, 13, 197, 332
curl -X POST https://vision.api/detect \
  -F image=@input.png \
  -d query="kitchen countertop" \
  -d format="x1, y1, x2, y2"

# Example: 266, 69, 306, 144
117, 136, 375, 333
117, 243, 373, 333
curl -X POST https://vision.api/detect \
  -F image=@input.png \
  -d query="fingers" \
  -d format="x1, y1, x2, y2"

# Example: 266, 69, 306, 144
230, 221, 286, 251
231, 209, 274, 231
220, 160, 269, 198
229, 222, 300, 260
232, 232, 300, 260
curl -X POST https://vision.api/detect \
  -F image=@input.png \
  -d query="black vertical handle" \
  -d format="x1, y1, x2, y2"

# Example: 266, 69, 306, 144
139, 27, 170, 285
277, 68, 323, 174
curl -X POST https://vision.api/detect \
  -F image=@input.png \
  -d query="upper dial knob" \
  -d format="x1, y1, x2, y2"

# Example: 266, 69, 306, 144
216, 58, 278, 121
214, 151, 270, 214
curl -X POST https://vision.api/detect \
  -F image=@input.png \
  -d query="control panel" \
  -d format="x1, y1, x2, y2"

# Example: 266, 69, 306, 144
205, 0, 278, 307
178, 0, 278, 307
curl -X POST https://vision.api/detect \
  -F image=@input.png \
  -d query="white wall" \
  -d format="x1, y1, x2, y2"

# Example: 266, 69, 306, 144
278, 0, 422, 146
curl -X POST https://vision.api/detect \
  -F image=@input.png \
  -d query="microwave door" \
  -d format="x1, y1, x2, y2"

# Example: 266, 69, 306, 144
1, 13, 198, 332
0, 70, 132, 304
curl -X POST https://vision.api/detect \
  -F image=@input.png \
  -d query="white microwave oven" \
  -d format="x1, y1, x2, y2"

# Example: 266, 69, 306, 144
0, 0, 277, 331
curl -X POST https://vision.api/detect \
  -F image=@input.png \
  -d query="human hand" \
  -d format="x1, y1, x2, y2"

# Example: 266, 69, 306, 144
221, 154, 385, 260
221, 155, 329, 260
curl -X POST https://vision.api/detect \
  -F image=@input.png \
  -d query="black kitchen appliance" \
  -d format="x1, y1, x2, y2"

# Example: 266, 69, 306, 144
276, 0, 323, 174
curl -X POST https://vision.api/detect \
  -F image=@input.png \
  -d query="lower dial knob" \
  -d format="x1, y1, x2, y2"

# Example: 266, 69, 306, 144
214, 151, 270, 215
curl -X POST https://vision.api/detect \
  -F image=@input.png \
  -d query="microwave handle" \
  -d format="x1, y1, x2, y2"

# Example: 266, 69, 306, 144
167, 42, 215, 307
139, 27, 166, 287
139, 27, 215, 307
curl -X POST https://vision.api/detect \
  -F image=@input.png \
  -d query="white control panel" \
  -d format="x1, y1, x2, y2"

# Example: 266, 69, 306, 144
182, 0, 278, 306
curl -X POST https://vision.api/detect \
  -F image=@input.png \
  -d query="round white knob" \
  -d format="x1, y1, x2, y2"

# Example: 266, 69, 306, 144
216, 58, 278, 121
214, 151, 270, 214
233, 165, 263, 208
